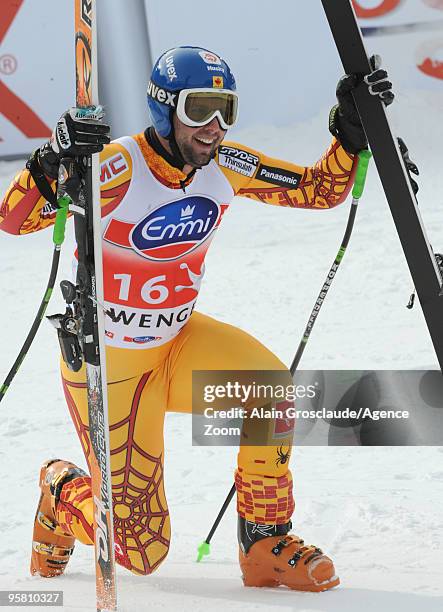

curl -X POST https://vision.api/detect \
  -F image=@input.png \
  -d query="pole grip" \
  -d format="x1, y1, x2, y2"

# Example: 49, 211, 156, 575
352, 149, 373, 199
52, 195, 70, 246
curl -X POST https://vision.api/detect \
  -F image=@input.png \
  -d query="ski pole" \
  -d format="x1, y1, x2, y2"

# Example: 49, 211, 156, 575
0, 196, 70, 402
196, 149, 372, 561
290, 148, 372, 370
197, 484, 236, 562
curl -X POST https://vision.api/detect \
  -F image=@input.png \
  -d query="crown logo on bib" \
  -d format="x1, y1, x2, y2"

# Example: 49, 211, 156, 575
180, 205, 195, 220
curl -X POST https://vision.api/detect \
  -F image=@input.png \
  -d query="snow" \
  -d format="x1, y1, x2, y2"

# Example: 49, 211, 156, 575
0, 88, 442, 611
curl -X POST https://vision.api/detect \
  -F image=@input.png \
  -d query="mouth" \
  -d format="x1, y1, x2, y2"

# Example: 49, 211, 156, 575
194, 136, 217, 148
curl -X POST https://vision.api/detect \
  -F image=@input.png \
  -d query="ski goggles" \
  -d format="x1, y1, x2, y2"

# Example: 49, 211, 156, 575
176, 88, 239, 130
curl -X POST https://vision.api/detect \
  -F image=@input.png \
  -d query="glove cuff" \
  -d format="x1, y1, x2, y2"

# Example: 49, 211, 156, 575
36, 141, 60, 180
328, 104, 341, 140
329, 104, 367, 155
25, 148, 58, 207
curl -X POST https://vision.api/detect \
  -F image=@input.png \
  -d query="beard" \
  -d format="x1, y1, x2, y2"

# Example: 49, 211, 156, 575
178, 138, 218, 168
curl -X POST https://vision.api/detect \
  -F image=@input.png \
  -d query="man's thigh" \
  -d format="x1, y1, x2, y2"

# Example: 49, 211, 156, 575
167, 311, 289, 413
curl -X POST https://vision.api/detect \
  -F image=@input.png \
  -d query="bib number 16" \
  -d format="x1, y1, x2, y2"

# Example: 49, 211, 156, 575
113, 273, 169, 305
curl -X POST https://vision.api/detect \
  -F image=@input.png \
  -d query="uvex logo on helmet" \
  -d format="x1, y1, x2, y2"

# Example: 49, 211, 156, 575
147, 81, 177, 107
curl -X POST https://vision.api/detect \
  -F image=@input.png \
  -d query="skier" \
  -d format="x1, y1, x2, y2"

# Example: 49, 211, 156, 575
0, 47, 393, 591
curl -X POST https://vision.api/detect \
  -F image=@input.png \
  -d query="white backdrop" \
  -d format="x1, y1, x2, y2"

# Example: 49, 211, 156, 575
0, 0, 442, 157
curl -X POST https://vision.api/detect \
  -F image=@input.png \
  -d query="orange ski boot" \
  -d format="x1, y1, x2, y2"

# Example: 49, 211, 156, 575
238, 518, 339, 592
30, 459, 87, 578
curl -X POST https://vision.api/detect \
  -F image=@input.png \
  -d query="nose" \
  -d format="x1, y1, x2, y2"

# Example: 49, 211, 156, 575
204, 116, 224, 133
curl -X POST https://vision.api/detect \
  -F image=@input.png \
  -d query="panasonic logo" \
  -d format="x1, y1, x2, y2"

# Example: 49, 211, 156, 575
257, 164, 302, 189
259, 168, 298, 185
147, 81, 177, 107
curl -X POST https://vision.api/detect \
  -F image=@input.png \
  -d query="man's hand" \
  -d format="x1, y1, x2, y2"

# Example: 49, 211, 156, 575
57, 157, 84, 204
37, 106, 110, 178
363, 55, 395, 106
329, 55, 395, 154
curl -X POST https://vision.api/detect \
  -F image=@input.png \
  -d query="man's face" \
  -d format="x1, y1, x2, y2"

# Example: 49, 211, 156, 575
172, 114, 226, 168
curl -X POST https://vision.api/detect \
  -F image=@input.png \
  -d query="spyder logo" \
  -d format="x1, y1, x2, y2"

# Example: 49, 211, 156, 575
275, 445, 290, 467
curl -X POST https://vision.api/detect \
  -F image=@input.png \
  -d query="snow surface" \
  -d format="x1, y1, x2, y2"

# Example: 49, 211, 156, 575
0, 89, 442, 611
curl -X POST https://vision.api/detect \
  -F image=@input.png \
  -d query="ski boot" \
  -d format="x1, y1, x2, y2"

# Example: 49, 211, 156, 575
30, 459, 87, 577
238, 518, 339, 592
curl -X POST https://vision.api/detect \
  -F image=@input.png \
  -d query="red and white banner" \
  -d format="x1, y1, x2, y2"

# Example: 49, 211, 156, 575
353, 0, 443, 83
0, 1, 442, 158
0, 0, 74, 158
0, 0, 151, 159
144, 0, 443, 131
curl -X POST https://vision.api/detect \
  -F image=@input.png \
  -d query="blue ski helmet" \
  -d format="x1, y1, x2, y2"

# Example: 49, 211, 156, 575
147, 46, 237, 138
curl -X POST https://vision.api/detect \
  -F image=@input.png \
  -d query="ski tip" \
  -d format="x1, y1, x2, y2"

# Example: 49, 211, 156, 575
197, 541, 211, 562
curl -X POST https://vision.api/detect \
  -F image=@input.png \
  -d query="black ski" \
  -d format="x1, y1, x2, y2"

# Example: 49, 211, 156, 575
321, 0, 443, 371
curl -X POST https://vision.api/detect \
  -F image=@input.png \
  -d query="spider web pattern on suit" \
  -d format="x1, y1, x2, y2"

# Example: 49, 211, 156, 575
62, 371, 170, 574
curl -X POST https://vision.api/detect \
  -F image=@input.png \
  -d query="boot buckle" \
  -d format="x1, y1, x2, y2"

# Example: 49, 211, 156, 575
288, 551, 302, 567
271, 539, 289, 556
32, 541, 74, 558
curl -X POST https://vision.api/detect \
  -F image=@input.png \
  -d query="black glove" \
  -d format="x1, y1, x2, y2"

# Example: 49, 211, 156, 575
329, 55, 395, 154
37, 106, 110, 178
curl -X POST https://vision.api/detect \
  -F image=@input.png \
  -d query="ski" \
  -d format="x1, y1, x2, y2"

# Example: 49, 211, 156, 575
321, 0, 443, 372
74, 1, 117, 610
